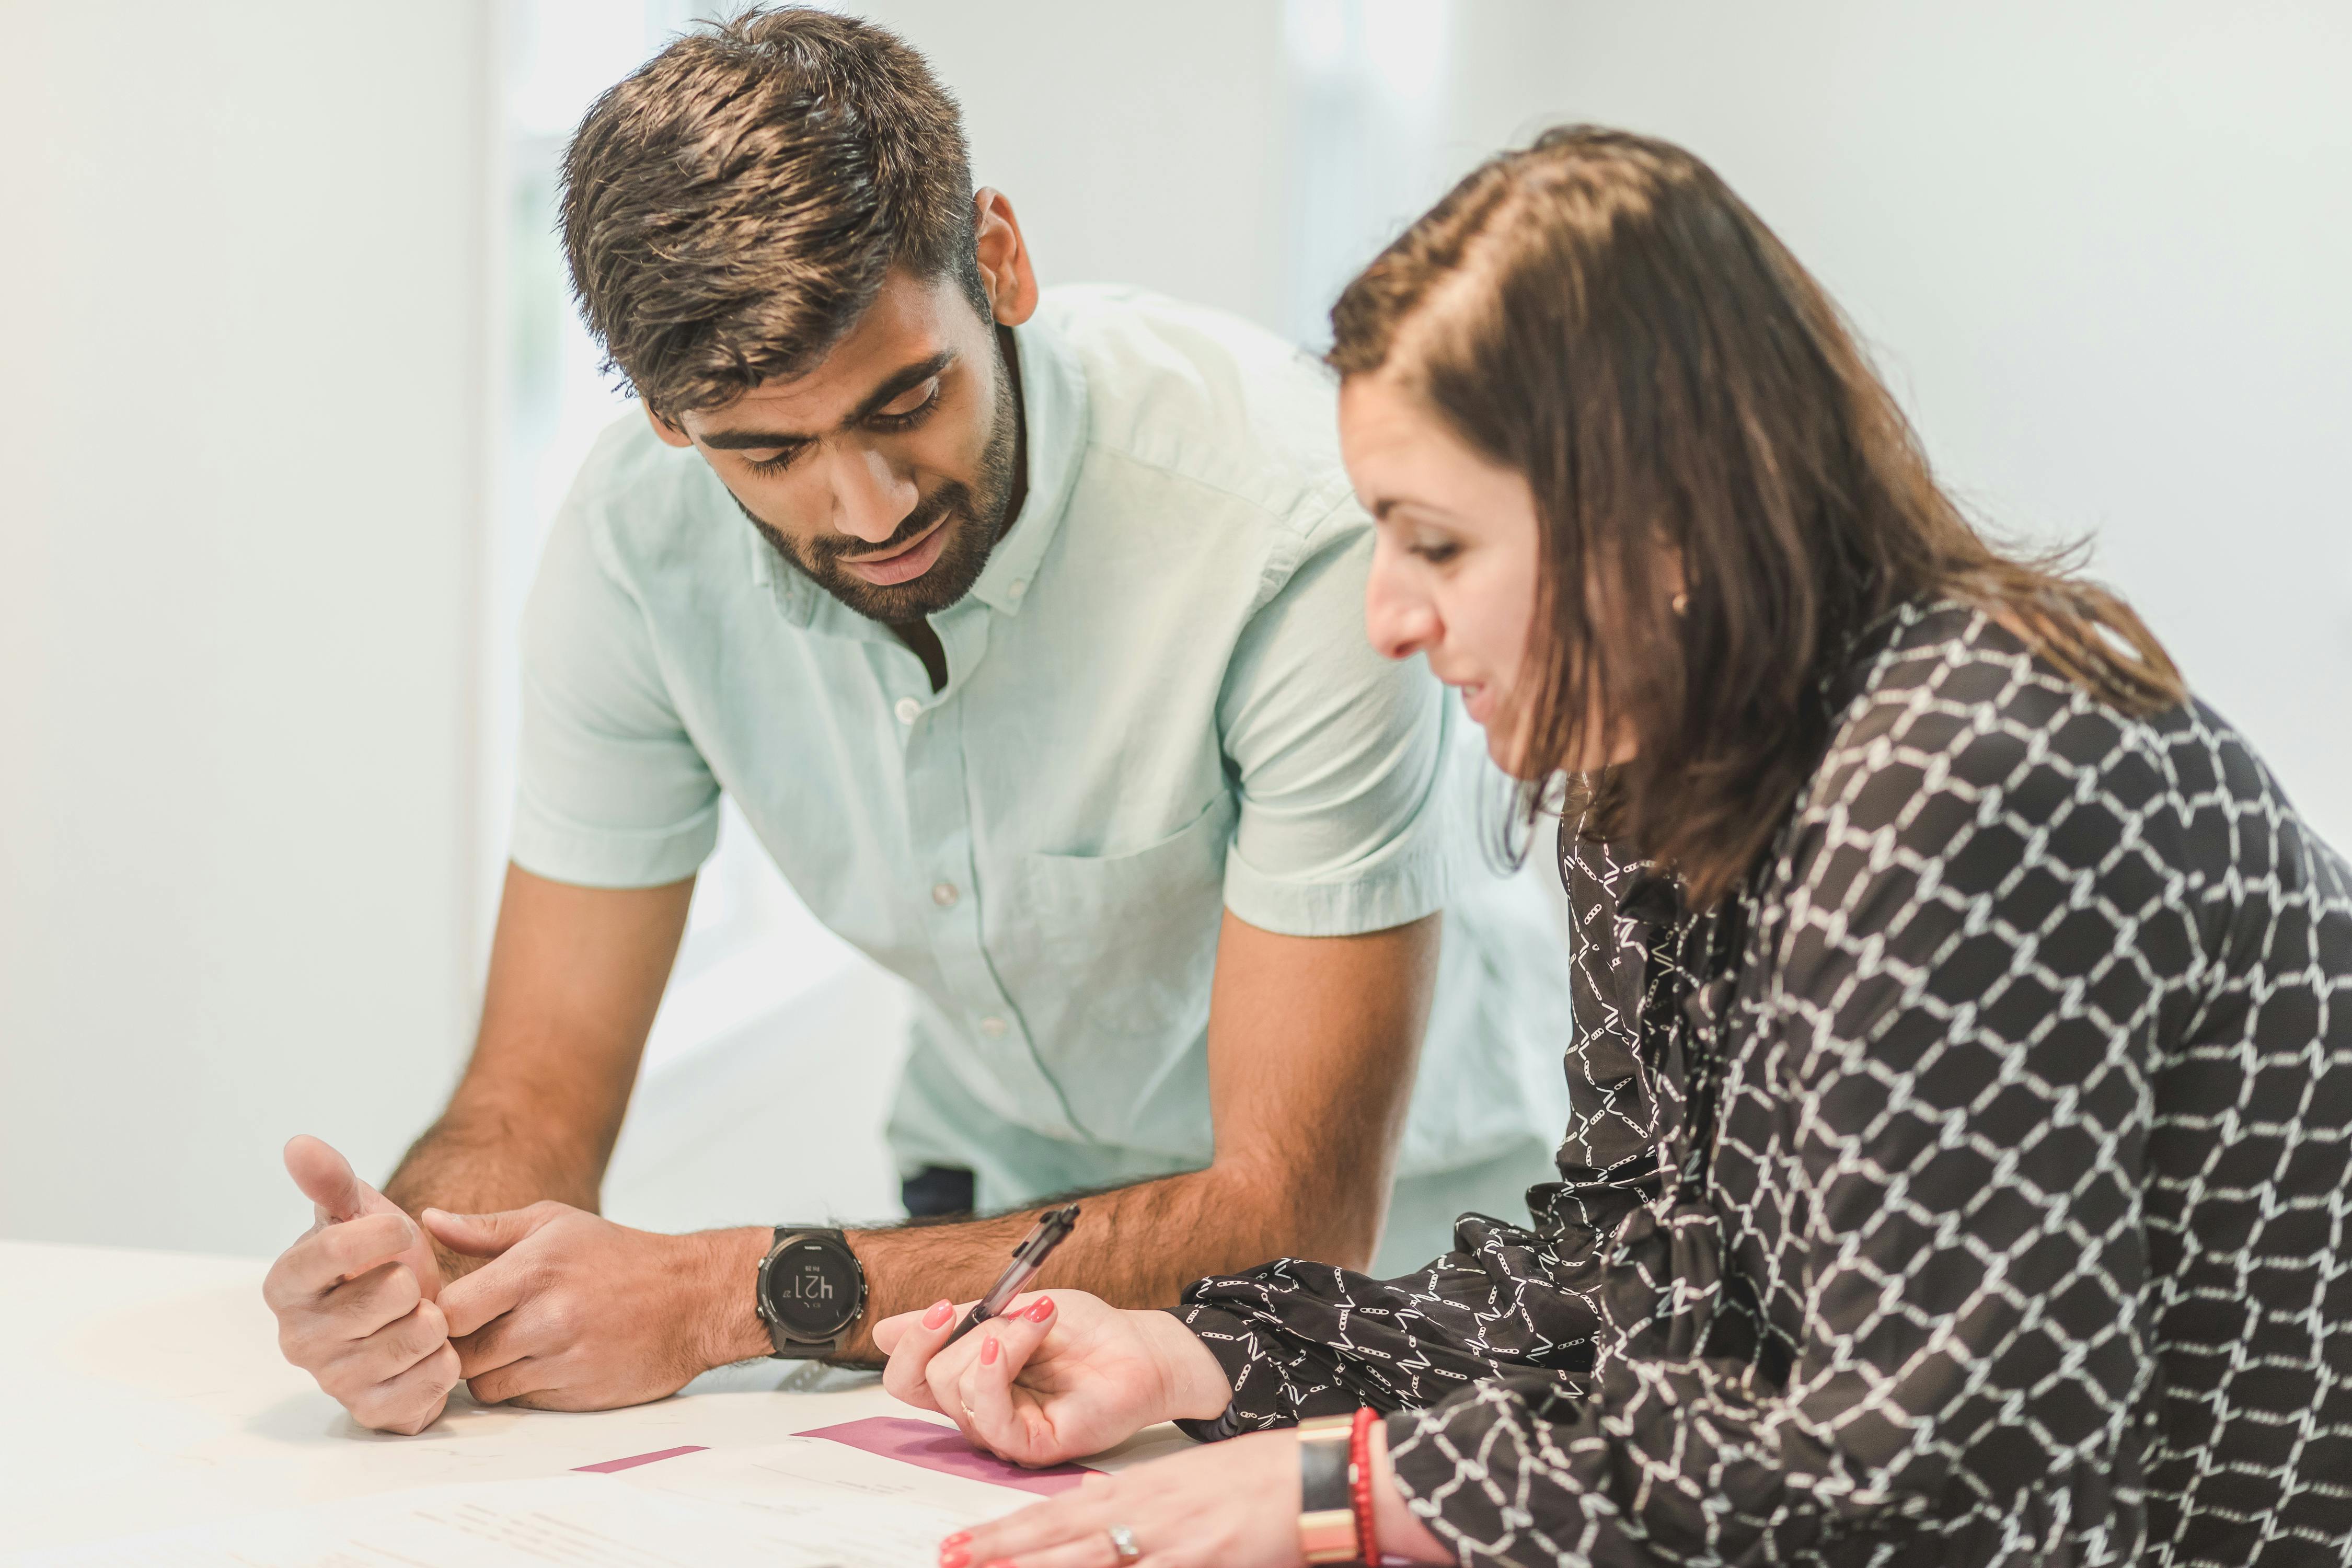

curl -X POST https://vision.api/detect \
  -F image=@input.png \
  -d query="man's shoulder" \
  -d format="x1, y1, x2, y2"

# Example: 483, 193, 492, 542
1040, 284, 1358, 543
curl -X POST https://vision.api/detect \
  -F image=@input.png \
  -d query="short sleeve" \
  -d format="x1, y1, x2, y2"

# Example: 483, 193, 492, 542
1215, 504, 1454, 937
508, 486, 719, 889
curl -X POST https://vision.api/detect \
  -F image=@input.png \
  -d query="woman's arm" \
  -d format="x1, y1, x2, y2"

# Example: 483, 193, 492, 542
1175, 1196, 1632, 1433
946, 1415, 1456, 1568
1380, 710, 2179, 1564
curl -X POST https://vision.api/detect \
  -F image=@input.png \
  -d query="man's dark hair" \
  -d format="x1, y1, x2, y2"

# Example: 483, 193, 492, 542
559, 7, 988, 417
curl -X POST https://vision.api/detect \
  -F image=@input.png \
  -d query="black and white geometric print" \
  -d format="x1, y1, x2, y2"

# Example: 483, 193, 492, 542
1174, 600, 2352, 1567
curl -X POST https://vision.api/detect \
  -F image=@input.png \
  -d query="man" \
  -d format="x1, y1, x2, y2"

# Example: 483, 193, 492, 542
263, 8, 1569, 1436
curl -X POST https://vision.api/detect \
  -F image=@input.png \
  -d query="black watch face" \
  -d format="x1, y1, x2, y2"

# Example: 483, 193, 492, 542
764, 1238, 861, 1339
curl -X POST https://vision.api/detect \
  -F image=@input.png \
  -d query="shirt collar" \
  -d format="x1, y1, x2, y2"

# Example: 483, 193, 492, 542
744, 307, 1090, 631
965, 308, 1087, 618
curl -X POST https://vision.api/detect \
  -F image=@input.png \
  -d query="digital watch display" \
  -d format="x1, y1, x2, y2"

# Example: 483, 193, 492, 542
755, 1228, 866, 1357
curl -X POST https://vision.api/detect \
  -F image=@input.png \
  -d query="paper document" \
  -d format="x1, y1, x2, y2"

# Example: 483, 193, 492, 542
9, 1435, 1037, 1568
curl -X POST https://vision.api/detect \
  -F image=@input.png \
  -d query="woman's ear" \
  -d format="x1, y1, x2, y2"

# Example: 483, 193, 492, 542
972, 188, 1040, 328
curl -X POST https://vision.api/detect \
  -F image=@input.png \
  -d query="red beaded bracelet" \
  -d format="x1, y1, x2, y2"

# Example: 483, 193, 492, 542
1348, 1405, 1380, 1566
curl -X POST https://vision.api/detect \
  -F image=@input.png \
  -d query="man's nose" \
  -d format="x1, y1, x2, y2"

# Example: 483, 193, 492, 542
828, 444, 918, 546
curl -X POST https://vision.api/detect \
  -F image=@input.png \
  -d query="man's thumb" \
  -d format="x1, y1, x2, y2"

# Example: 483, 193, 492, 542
284, 1135, 373, 1223
420, 1205, 541, 1259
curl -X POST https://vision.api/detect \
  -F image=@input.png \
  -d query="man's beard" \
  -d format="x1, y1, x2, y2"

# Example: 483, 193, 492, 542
739, 348, 1020, 624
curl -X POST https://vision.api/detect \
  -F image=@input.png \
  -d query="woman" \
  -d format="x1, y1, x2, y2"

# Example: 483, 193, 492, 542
877, 127, 2352, 1568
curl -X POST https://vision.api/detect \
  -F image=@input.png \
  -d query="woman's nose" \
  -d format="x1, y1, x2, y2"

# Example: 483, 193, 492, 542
1365, 568, 1439, 662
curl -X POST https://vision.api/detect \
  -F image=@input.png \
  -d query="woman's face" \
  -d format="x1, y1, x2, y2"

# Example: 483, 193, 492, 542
1341, 370, 1549, 776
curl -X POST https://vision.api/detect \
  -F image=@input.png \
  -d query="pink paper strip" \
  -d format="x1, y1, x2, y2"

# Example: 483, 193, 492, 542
796, 1416, 1096, 1496
574, 1444, 709, 1473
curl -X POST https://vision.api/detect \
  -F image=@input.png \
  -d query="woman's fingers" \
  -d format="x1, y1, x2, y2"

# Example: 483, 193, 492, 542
960, 1486, 1111, 1567
958, 1297, 1062, 1463
952, 1433, 1306, 1568
983, 1532, 1123, 1568
882, 1298, 961, 1413
870, 1307, 921, 1357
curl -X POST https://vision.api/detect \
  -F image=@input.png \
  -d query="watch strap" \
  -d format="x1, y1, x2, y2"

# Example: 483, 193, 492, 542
1298, 1414, 1361, 1564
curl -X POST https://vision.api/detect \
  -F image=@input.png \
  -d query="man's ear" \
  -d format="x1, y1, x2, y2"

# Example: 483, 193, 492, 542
972, 188, 1039, 328
645, 403, 694, 449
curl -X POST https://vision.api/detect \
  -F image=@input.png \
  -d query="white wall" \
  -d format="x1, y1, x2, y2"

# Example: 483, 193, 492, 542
857, 1, 1294, 330
856, 1, 2352, 847
5, 2, 2344, 1259
1438, 1, 2352, 848
0, 5, 493, 1256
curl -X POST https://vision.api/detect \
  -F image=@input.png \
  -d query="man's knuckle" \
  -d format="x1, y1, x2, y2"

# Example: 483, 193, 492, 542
401, 1314, 448, 1359
539, 1301, 579, 1344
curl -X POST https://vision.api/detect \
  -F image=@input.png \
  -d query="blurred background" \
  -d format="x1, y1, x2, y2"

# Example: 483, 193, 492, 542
3, 1, 2347, 1259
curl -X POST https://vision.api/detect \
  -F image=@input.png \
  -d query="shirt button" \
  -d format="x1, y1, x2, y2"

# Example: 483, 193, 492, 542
1007, 579, 1028, 601
978, 1016, 1009, 1039
894, 696, 921, 724
931, 882, 959, 908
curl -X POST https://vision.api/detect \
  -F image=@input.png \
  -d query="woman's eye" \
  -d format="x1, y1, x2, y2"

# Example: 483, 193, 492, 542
1411, 541, 1460, 565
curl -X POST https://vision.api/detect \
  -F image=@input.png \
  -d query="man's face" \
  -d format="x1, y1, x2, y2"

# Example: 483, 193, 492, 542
656, 268, 1019, 623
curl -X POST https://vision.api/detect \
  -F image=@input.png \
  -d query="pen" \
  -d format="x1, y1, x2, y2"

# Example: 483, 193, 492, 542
942, 1203, 1081, 1345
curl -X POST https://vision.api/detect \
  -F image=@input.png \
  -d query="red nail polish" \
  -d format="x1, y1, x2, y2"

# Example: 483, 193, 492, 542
979, 1335, 1000, 1365
939, 1549, 969, 1568
941, 1534, 971, 1549
923, 1299, 953, 1330
1025, 1296, 1054, 1321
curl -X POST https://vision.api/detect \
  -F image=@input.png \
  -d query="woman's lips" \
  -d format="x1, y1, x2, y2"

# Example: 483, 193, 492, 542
840, 519, 950, 586
1458, 681, 1493, 725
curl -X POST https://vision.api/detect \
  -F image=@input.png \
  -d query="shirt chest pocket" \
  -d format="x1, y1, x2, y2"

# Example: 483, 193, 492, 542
994, 793, 1237, 1140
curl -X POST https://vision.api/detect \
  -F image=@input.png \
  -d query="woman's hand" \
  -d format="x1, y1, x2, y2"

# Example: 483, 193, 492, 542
874, 1291, 1231, 1467
937, 1423, 1456, 1568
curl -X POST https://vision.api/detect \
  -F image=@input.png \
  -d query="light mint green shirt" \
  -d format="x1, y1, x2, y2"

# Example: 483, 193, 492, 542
514, 286, 1570, 1251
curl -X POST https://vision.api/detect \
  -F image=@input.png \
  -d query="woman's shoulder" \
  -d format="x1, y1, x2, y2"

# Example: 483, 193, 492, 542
1818, 598, 2169, 801
1791, 597, 2325, 898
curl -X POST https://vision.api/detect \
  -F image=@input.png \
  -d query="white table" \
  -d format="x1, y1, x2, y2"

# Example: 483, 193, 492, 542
0, 1240, 1181, 1554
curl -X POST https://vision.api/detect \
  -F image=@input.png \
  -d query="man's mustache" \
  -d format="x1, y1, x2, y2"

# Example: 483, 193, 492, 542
809, 483, 974, 566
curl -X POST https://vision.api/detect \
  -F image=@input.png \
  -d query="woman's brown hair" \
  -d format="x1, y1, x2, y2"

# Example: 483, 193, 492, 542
1330, 125, 2184, 907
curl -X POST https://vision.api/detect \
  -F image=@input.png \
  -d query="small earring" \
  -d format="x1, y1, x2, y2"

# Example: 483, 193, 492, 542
1670, 592, 1689, 616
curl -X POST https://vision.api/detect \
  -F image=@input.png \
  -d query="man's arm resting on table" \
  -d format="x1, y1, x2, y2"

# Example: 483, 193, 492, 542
385, 864, 694, 1269
262, 862, 694, 1428
695, 908, 1441, 1366
305, 899, 1429, 1415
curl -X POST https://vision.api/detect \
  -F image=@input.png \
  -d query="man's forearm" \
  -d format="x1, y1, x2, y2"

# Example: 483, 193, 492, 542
382, 1104, 613, 1278
386, 867, 687, 1276
694, 1157, 1369, 1367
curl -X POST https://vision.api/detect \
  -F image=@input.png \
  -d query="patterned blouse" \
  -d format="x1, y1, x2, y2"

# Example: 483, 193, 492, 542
1175, 602, 2352, 1567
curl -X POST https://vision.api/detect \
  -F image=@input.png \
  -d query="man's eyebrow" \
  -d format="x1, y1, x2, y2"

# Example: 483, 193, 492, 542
697, 426, 808, 451
694, 349, 958, 452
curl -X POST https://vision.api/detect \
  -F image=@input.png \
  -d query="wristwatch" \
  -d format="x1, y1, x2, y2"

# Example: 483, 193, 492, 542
754, 1227, 867, 1359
